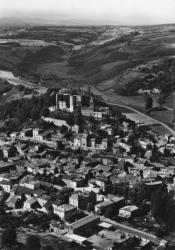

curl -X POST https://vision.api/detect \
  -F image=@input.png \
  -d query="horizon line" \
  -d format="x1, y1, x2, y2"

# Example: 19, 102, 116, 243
1, 16, 175, 27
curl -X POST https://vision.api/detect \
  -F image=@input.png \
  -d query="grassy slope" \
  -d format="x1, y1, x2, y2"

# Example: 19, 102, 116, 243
1, 25, 175, 128
65, 26, 175, 129
0, 46, 38, 71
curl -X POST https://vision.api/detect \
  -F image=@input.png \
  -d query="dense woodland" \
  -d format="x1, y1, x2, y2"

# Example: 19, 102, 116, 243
118, 58, 175, 98
0, 89, 57, 132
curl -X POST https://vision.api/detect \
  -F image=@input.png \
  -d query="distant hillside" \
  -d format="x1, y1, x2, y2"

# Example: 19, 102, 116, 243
17, 45, 65, 74
1, 24, 175, 110
0, 17, 110, 26
68, 29, 175, 90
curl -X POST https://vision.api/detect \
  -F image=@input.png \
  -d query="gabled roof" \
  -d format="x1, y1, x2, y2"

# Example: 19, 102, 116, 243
0, 180, 10, 185
44, 201, 53, 210
69, 214, 100, 230
120, 205, 138, 212
15, 185, 33, 196
7, 195, 19, 205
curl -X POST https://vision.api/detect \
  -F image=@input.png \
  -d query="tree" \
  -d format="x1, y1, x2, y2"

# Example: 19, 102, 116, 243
40, 107, 50, 117
2, 226, 17, 249
74, 110, 83, 126
112, 241, 121, 250
21, 193, 26, 203
66, 114, 75, 126
151, 184, 168, 220
60, 125, 68, 134
128, 189, 137, 204
105, 207, 113, 218
42, 246, 54, 250
31, 106, 40, 120
145, 96, 153, 111
151, 144, 160, 161
54, 167, 59, 175
172, 109, 175, 123
124, 163, 129, 174
139, 200, 149, 215
25, 235, 41, 250
26, 212, 38, 225
70, 240, 79, 249
17, 102, 31, 122
157, 94, 165, 107
87, 202, 94, 212
0, 201, 5, 214
164, 197, 175, 229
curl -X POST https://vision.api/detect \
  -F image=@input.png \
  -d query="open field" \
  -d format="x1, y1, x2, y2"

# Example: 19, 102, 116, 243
0, 24, 175, 126
0, 38, 55, 46
1, 25, 175, 91
91, 85, 174, 135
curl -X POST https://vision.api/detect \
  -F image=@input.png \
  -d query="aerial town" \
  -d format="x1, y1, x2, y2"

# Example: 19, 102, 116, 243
0, 86, 174, 250
1, 0, 175, 248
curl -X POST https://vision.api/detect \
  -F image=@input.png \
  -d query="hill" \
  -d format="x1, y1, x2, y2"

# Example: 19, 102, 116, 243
1, 24, 175, 126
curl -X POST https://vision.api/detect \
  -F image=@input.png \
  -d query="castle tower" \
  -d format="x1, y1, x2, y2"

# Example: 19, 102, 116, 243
91, 138, 95, 148
56, 93, 59, 110
89, 96, 94, 110
69, 95, 74, 112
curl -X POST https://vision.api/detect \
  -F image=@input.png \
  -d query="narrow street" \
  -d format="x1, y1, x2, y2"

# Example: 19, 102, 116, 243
101, 217, 167, 246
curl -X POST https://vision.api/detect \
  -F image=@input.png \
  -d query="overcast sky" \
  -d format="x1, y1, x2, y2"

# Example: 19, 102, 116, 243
0, 0, 175, 25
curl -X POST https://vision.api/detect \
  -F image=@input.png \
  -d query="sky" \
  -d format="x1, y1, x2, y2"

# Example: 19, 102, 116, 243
0, 0, 175, 25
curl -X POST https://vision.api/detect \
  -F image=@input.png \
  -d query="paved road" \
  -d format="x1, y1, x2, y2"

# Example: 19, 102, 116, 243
102, 99, 175, 136
101, 217, 167, 246
7, 78, 48, 94
91, 86, 175, 136
5, 77, 175, 135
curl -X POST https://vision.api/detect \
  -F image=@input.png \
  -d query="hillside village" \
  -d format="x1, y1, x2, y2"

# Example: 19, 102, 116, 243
0, 87, 175, 249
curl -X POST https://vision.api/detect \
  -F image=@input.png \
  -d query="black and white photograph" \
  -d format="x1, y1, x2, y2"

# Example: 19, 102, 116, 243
0, 0, 175, 249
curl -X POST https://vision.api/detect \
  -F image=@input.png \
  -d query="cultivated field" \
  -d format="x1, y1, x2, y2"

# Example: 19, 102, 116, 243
0, 24, 175, 126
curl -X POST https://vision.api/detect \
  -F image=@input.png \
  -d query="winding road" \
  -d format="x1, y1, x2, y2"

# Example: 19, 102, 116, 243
102, 99, 175, 136
3, 72, 175, 135
91, 86, 175, 136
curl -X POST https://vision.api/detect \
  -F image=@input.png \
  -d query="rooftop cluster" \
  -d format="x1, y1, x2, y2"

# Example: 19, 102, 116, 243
0, 87, 173, 250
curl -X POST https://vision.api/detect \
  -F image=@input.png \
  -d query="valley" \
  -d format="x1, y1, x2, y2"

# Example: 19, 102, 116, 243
1, 24, 175, 130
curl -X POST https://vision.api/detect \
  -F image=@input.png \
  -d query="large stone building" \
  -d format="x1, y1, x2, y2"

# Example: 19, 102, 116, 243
69, 191, 96, 210
53, 203, 77, 220
56, 88, 82, 112
68, 214, 100, 234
